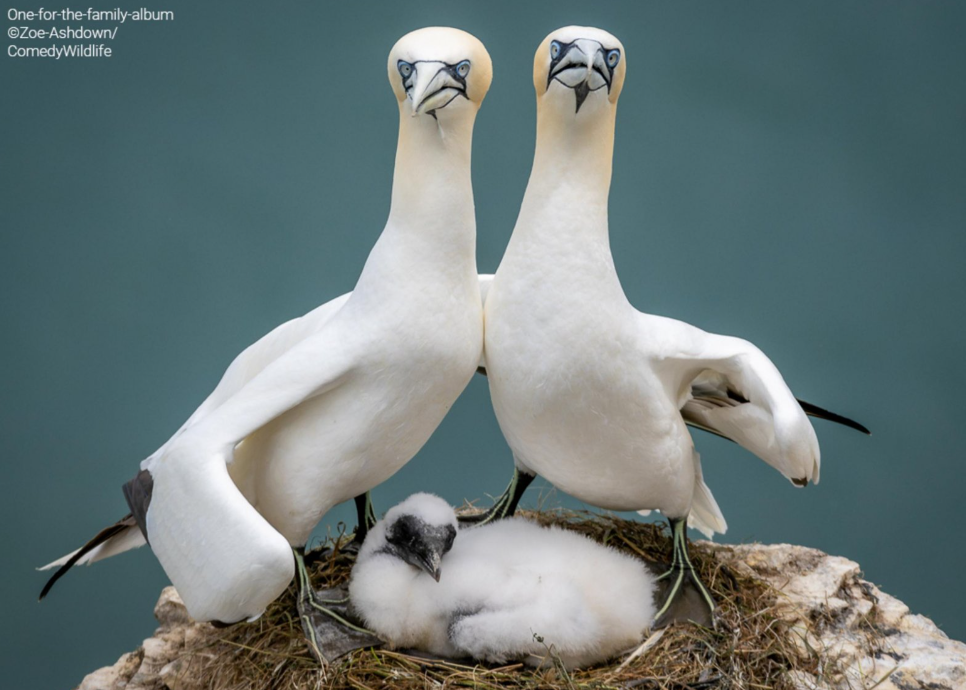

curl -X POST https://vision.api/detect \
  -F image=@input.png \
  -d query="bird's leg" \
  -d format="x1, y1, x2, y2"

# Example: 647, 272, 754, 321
344, 492, 378, 553
458, 468, 536, 526
293, 548, 381, 664
652, 518, 715, 629
304, 493, 377, 566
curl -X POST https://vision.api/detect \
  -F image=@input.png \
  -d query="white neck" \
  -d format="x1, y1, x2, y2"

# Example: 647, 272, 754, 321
504, 96, 622, 294
514, 93, 615, 242
353, 107, 478, 300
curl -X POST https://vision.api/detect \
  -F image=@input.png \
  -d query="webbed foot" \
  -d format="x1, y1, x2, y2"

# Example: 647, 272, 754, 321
652, 518, 715, 629
294, 550, 381, 663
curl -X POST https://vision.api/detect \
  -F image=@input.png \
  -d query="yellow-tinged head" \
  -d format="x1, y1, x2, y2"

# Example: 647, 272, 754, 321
388, 27, 493, 120
533, 26, 626, 116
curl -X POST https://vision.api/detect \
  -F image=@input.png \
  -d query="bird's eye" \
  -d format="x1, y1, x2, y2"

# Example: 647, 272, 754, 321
455, 60, 471, 78
550, 41, 561, 59
606, 49, 621, 68
397, 61, 413, 78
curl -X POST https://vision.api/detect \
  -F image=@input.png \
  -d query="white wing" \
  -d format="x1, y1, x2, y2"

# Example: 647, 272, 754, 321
169, 273, 493, 439
643, 314, 821, 486
43, 275, 493, 603
166, 293, 351, 442
143, 321, 360, 623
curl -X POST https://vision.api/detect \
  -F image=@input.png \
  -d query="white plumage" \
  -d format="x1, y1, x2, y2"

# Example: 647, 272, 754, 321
476, 26, 872, 625
485, 26, 823, 537
41, 27, 494, 626
350, 493, 656, 669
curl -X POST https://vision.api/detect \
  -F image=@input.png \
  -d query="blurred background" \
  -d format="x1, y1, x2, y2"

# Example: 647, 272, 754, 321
2, 1, 964, 687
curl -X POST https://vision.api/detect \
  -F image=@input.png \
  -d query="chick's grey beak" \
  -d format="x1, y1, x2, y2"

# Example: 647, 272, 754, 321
419, 551, 443, 582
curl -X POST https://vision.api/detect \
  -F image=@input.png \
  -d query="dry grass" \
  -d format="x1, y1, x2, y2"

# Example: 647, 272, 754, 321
187, 509, 814, 689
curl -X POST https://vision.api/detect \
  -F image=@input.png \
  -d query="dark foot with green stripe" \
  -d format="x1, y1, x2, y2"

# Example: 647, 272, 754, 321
294, 549, 381, 664
302, 493, 377, 567
344, 492, 379, 554
652, 518, 715, 629
458, 468, 536, 526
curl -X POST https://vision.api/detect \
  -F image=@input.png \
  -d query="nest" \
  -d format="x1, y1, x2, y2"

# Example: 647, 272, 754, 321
186, 509, 814, 689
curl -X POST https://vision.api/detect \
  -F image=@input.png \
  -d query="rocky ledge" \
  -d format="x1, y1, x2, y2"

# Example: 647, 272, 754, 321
76, 541, 965, 690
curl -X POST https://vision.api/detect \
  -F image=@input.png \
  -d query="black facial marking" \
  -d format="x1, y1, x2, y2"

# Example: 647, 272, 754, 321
443, 524, 456, 552
546, 38, 621, 113
547, 39, 575, 89
387, 513, 420, 547
574, 82, 591, 113
398, 59, 472, 115
397, 60, 415, 92
443, 60, 471, 91
384, 513, 457, 578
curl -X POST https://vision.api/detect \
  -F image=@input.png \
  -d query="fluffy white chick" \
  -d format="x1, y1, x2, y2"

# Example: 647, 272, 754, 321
349, 493, 655, 669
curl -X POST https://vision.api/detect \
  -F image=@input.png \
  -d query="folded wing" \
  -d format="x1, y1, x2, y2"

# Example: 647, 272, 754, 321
646, 315, 822, 486
141, 323, 359, 623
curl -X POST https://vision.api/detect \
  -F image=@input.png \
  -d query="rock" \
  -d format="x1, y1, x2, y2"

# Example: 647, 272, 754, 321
75, 588, 192, 690
153, 586, 192, 627
709, 543, 966, 690
77, 649, 143, 690
75, 544, 966, 690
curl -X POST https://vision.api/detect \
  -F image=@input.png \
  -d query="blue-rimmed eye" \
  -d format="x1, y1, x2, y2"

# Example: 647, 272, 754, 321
397, 61, 413, 78
455, 60, 471, 78
550, 40, 561, 59
606, 49, 621, 68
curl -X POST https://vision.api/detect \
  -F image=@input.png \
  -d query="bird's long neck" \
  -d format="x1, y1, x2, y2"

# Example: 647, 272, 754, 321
505, 102, 622, 294
353, 110, 478, 301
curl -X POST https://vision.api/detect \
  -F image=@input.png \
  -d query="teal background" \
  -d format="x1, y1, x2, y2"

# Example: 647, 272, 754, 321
2, 2, 964, 687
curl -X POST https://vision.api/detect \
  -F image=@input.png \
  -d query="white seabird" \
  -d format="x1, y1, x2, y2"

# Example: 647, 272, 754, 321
350, 493, 656, 669
477, 26, 869, 626
40, 27, 494, 660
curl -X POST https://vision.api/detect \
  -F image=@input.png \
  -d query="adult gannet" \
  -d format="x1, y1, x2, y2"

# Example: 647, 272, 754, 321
477, 26, 869, 626
350, 493, 656, 669
39, 27, 493, 661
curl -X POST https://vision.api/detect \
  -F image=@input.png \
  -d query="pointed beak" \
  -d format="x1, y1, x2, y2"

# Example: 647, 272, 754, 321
418, 550, 443, 582
409, 63, 464, 117
548, 39, 613, 113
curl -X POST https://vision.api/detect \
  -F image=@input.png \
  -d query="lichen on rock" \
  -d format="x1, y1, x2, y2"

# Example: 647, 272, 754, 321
714, 543, 966, 690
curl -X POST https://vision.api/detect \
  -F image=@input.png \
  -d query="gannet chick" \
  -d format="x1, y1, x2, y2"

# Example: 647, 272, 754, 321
477, 26, 870, 627
39, 27, 493, 662
350, 493, 656, 669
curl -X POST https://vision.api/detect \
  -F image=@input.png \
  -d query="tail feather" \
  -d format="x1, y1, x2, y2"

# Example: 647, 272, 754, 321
688, 452, 728, 539
38, 515, 145, 600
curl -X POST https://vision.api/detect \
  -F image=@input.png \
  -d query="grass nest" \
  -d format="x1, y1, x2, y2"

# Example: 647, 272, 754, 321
186, 508, 814, 689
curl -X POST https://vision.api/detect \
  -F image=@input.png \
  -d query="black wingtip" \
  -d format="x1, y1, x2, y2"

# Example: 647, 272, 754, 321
797, 399, 871, 435
38, 516, 135, 601
39, 559, 74, 601
39, 574, 59, 601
